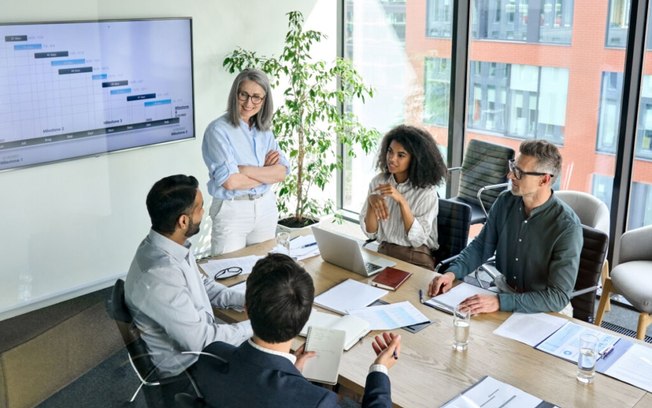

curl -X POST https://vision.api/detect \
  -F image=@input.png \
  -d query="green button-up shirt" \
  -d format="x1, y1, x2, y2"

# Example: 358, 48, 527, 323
448, 190, 583, 313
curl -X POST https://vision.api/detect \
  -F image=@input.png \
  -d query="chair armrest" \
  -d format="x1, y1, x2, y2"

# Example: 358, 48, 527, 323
477, 182, 509, 216
434, 254, 459, 273
571, 285, 599, 298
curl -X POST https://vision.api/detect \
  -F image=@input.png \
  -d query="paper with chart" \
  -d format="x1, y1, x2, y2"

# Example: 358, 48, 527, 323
493, 313, 568, 346
348, 301, 430, 330
535, 321, 619, 363
440, 375, 553, 408
603, 343, 652, 392
198, 255, 262, 279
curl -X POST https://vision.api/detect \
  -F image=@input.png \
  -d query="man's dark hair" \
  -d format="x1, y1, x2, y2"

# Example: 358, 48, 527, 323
246, 253, 314, 343
376, 125, 448, 188
146, 175, 199, 235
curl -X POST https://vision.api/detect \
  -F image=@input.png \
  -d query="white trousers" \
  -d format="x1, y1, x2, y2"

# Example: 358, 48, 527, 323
209, 191, 278, 256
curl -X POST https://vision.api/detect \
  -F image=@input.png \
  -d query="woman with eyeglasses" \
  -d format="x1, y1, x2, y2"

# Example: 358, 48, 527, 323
202, 69, 289, 255
360, 125, 447, 270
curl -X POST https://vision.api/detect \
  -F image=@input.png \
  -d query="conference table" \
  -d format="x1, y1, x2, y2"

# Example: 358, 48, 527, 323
205, 228, 651, 408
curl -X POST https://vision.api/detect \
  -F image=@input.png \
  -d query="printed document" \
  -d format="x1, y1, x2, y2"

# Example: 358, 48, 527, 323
424, 282, 495, 314
440, 375, 556, 408
603, 343, 652, 392
535, 321, 619, 363
493, 313, 568, 346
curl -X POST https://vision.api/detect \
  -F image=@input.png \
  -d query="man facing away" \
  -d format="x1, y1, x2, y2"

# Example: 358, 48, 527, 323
194, 253, 401, 408
429, 139, 583, 315
125, 175, 252, 403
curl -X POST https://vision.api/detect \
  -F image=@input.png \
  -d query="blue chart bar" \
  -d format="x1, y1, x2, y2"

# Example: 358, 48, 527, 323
144, 99, 172, 107
92, 74, 107, 80
51, 59, 86, 66
35, 51, 69, 58
58, 67, 93, 75
14, 43, 42, 50
110, 88, 132, 95
127, 93, 156, 101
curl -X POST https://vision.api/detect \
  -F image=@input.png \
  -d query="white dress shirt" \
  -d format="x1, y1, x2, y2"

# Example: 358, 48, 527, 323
125, 229, 252, 377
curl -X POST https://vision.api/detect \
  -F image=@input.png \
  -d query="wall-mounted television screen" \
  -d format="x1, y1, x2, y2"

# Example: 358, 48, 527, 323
0, 18, 194, 171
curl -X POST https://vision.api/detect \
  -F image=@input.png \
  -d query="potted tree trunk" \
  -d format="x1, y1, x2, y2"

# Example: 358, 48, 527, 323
223, 11, 380, 229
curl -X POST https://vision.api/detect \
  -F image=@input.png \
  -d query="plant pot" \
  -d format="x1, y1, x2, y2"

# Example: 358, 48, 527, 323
277, 216, 320, 234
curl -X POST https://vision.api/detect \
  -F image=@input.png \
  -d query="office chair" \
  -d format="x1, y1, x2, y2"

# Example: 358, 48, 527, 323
596, 225, 652, 340
432, 197, 472, 273
449, 139, 515, 225
556, 190, 611, 303
106, 279, 199, 407
570, 225, 609, 323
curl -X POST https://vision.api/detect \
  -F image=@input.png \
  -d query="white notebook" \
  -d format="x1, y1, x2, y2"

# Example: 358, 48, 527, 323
300, 310, 370, 351
302, 326, 346, 385
424, 282, 495, 314
314, 279, 388, 315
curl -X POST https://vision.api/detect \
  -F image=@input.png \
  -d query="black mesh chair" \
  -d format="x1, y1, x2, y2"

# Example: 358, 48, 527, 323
570, 225, 609, 323
106, 279, 198, 407
449, 139, 515, 225
432, 197, 472, 273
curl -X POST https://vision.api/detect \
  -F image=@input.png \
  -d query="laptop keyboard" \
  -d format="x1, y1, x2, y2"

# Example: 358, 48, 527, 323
364, 262, 382, 274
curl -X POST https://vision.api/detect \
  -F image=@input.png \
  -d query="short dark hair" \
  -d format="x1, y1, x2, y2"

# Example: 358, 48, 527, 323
146, 175, 199, 235
376, 125, 448, 188
246, 253, 314, 343
519, 139, 562, 178
226, 68, 274, 131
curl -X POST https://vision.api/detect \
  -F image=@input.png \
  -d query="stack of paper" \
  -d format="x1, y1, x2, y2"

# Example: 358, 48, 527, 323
314, 279, 388, 315
271, 234, 320, 260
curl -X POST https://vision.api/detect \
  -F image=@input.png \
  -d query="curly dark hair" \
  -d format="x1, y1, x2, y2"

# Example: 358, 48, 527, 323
375, 125, 447, 188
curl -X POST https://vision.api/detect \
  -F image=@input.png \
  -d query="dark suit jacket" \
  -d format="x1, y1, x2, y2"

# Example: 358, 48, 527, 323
194, 341, 392, 408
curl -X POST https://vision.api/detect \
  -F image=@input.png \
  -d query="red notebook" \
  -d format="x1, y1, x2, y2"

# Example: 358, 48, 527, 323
370, 267, 412, 291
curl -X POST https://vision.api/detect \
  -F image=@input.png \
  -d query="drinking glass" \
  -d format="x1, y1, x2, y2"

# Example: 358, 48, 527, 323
577, 333, 599, 384
276, 231, 291, 257
453, 304, 470, 351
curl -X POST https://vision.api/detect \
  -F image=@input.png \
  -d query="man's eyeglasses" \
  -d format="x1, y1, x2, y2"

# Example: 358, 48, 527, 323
508, 159, 553, 180
214, 266, 242, 280
237, 91, 265, 105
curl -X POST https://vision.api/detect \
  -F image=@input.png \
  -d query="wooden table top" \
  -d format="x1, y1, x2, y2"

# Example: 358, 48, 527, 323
202, 229, 650, 408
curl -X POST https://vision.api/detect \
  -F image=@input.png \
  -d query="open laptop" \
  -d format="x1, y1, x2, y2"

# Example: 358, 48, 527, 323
312, 226, 395, 276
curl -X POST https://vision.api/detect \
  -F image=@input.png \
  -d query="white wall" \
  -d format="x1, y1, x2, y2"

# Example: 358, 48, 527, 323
0, 0, 337, 320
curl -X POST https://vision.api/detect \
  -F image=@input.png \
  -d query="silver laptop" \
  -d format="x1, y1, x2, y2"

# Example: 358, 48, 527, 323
311, 226, 395, 276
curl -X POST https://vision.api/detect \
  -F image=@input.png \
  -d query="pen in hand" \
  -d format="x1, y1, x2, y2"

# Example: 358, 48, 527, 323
419, 289, 425, 304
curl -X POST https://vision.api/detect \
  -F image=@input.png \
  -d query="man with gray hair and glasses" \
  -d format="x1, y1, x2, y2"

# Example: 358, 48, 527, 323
428, 139, 582, 315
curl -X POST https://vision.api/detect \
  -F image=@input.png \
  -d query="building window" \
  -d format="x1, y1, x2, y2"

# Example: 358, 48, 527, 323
424, 57, 451, 126
591, 174, 652, 229
426, 0, 453, 38
472, 0, 573, 44
598, 72, 652, 159
606, 0, 652, 48
467, 61, 567, 142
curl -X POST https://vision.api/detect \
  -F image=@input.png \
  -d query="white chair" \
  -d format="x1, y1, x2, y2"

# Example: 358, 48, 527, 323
595, 225, 652, 340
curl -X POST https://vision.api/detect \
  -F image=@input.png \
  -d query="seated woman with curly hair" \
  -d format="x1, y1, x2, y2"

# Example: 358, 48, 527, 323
360, 125, 447, 270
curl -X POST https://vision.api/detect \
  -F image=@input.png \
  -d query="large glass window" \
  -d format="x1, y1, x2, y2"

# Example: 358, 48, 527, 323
342, 0, 651, 231
472, 0, 574, 44
467, 62, 567, 142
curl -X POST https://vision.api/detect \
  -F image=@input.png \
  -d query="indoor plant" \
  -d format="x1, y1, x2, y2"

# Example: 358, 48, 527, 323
223, 11, 380, 228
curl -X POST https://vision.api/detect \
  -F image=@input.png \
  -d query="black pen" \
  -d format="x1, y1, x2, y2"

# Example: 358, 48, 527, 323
419, 289, 425, 304
300, 242, 318, 249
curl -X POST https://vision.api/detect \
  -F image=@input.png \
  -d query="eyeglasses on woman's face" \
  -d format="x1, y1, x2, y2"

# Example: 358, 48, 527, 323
237, 91, 265, 105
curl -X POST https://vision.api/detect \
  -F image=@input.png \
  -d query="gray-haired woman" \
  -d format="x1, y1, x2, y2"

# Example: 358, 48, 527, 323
202, 69, 289, 255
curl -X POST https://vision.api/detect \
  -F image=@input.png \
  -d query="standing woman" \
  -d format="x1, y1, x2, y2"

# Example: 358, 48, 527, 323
203, 69, 289, 255
360, 125, 447, 270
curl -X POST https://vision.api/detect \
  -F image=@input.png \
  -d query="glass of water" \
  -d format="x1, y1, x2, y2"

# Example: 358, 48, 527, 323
577, 333, 599, 384
453, 304, 471, 351
276, 231, 291, 257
